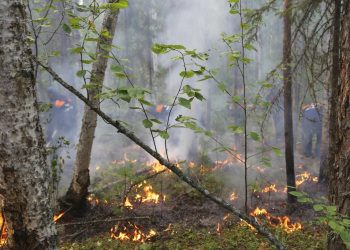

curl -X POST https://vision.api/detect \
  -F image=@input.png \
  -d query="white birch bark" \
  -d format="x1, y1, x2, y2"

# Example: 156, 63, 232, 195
0, 0, 57, 249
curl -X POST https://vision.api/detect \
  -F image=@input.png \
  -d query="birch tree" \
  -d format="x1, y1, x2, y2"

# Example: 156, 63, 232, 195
64, 1, 121, 209
0, 0, 57, 248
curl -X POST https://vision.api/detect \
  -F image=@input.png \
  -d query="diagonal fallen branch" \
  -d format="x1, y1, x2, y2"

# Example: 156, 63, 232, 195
35, 58, 285, 250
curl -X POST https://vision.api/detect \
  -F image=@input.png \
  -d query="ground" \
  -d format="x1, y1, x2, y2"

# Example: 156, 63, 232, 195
57, 155, 328, 250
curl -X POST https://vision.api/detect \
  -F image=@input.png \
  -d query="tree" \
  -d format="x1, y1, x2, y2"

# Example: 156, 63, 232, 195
0, 0, 57, 248
282, 0, 297, 205
328, 0, 350, 249
64, 2, 121, 209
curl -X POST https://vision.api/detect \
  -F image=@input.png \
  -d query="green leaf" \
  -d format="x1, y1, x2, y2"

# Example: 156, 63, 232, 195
227, 125, 243, 134
159, 131, 170, 139
178, 97, 192, 109
313, 204, 324, 212
249, 131, 261, 141
194, 92, 205, 101
150, 119, 162, 124
289, 191, 306, 197
179, 70, 195, 78
100, 0, 129, 10
76, 70, 87, 77
142, 119, 153, 128
272, 147, 283, 157
70, 46, 83, 54
62, 23, 71, 33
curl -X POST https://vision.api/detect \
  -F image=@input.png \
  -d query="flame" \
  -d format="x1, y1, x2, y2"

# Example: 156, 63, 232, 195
54, 99, 65, 108
53, 211, 65, 223
124, 197, 133, 209
148, 161, 166, 173
229, 192, 238, 201
0, 213, 8, 246
261, 184, 278, 193
223, 214, 231, 221
156, 105, 164, 113
133, 182, 164, 204
250, 207, 302, 233
87, 194, 100, 206
111, 223, 156, 243
216, 223, 221, 235
296, 171, 318, 187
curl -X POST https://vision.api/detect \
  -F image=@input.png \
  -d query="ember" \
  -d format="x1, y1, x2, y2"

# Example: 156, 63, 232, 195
111, 222, 156, 243
53, 211, 65, 223
54, 99, 65, 108
124, 197, 133, 209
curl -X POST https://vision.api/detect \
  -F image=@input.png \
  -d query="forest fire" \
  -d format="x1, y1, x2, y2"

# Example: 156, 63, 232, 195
216, 223, 222, 235
110, 222, 156, 243
296, 171, 318, 187
249, 207, 302, 233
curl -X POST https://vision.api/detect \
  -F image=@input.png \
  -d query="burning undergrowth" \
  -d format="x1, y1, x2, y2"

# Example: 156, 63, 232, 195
53, 154, 325, 247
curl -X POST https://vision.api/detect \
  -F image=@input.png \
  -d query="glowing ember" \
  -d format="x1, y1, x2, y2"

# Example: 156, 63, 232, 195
53, 211, 65, 223
261, 184, 278, 193
111, 222, 156, 243
229, 192, 238, 201
296, 172, 318, 187
124, 197, 133, 209
250, 207, 302, 233
54, 99, 65, 108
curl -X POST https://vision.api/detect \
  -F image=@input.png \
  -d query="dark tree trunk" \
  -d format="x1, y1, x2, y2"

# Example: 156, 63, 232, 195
328, 1, 350, 249
283, 0, 297, 205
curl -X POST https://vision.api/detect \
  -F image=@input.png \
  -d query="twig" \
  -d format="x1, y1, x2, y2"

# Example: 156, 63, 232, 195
35, 58, 285, 250
56, 216, 150, 227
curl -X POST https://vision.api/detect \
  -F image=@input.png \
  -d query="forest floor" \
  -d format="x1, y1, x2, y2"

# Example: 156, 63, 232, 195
57, 150, 328, 250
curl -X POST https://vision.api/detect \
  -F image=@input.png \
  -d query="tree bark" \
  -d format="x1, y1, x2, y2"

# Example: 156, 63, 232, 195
283, 0, 297, 204
64, 3, 120, 209
328, 0, 350, 249
0, 1, 57, 248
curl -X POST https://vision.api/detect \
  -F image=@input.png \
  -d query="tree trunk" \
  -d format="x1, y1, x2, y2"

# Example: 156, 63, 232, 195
64, 3, 120, 209
328, 0, 349, 249
0, 1, 57, 248
283, 0, 297, 205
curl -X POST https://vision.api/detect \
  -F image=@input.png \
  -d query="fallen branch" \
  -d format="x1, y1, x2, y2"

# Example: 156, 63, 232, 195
56, 216, 150, 227
35, 58, 285, 250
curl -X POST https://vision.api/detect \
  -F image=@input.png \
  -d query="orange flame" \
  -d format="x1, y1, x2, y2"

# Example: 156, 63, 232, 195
54, 99, 65, 108
53, 211, 65, 223
296, 171, 318, 187
0, 213, 8, 246
250, 207, 302, 233
111, 223, 156, 243
124, 197, 133, 209
261, 184, 278, 193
